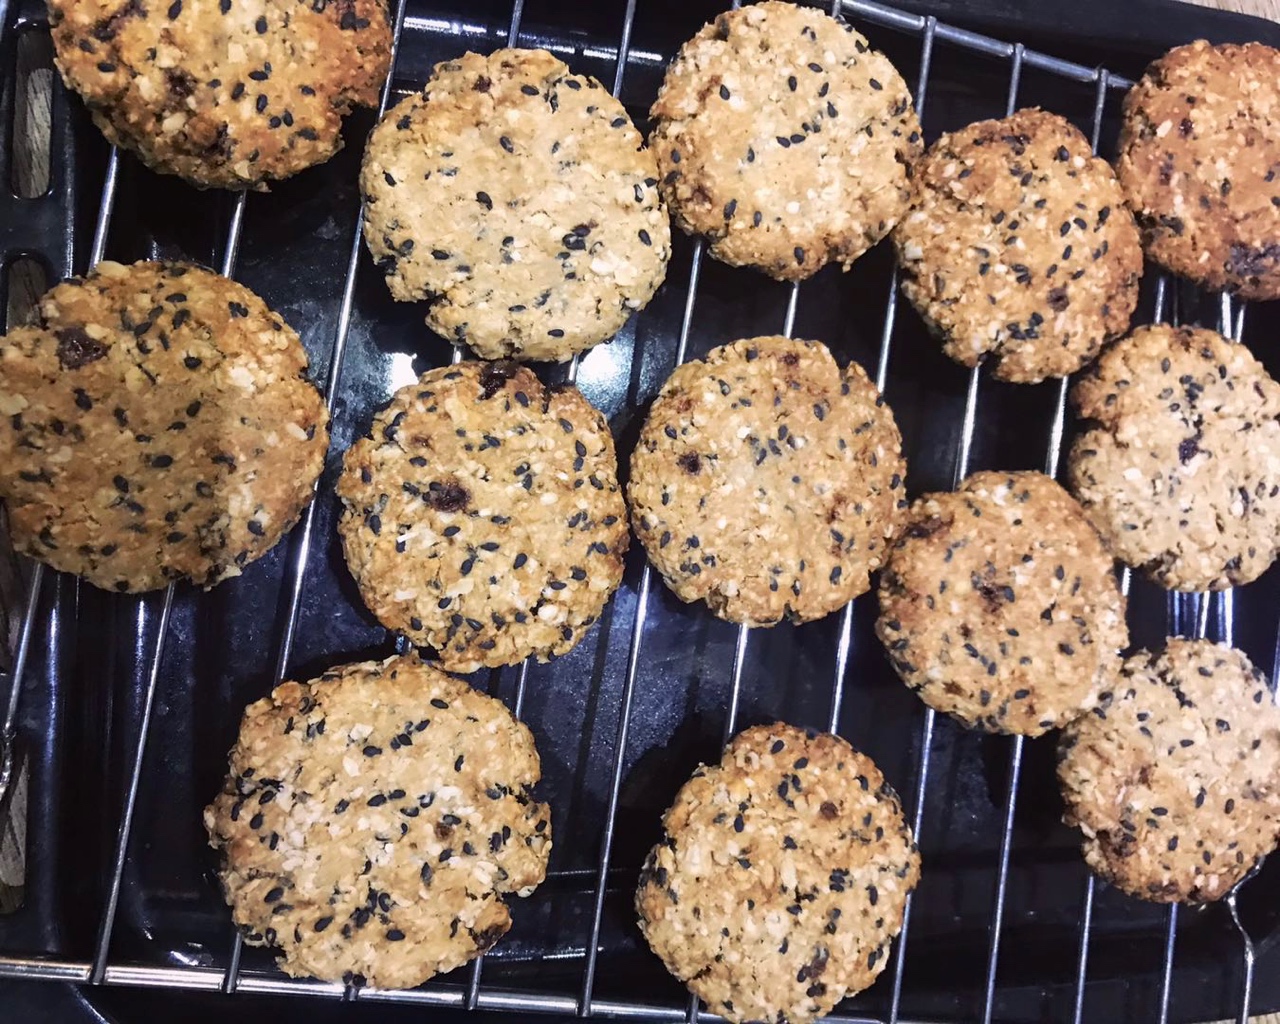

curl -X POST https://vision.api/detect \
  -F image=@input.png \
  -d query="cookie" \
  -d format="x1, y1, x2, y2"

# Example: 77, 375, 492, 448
650, 0, 922, 282
0, 260, 328, 593
894, 108, 1143, 384
1117, 41, 1280, 300
49, 0, 391, 190
361, 48, 671, 362
336, 361, 628, 673
1068, 324, 1280, 591
204, 653, 552, 987
877, 471, 1127, 736
629, 337, 907, 627
636, 723, 919, 1024
1058, 638, 1280, 903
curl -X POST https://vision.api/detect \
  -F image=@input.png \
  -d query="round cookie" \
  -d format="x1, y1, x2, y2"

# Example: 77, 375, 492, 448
49, 0, 391, 190
336, 361, 628, 673
894, 108, 1143, 384
1068, 324, 1280, 591
361, 48, 671, 362
636, 723, 920, 1024
204, 653, 552, 987
1058, 639, 1280, 903
877, 471, 1128, 736
0, 260, 328, 593
1117, 41, 1280, 300
650, 0, 922, 282
628, 337, 907, 627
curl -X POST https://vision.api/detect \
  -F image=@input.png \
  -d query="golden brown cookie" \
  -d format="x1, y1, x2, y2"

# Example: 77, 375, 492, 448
361, 48, 670, 362
894, 108, 1142, 383
49, 0, 391, 189
0, 260, 328, 592
1118, 40, 1280, 299
636, 723, 920, 1024
1058, 639, 1280, 903
1068, 324, 1280, 591
204, 654, 552, 987
628, 337, 907, 627
877, 471, 1128, 736
650, 1, 922, 281
336, 362, 628, 673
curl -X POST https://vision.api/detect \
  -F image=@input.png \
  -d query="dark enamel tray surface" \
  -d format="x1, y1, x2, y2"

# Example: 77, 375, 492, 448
2, 0, 1280, 1022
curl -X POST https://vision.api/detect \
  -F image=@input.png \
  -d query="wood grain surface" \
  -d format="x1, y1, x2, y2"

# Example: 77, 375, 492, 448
1182, 0, 1280, 22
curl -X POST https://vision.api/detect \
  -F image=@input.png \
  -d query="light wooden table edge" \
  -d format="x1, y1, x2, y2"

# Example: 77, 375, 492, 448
1179, 0, 1280, 23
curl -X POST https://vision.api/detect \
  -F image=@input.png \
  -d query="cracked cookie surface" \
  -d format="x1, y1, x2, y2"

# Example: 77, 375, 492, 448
894, 108, 1142, 383
628, 337, 907, 626
337, 361, 628, 672
877, 471, 1128, 736
50, 0, 391, 189
1118, 40, 1280, 299
205, 653, 552, 987
1067, 324, 1280, 591
361, 48, 670, 361
636, 723, 919, 1024
0, 260, 328, 592
650, 1, 922, 281
1058, 639, 1280, 903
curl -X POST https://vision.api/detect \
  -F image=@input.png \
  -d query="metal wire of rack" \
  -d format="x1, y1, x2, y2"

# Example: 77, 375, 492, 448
0, 0, 1274, 1021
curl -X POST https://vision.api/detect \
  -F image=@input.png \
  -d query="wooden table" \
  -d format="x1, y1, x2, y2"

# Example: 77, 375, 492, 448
1186, 0, 1280, 21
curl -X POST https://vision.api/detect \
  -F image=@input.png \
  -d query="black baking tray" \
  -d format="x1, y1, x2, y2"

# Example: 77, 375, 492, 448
3, 0, 1280, 1022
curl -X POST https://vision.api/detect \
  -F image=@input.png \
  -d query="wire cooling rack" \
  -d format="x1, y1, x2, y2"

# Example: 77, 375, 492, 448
0, 0, 1275, 1022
